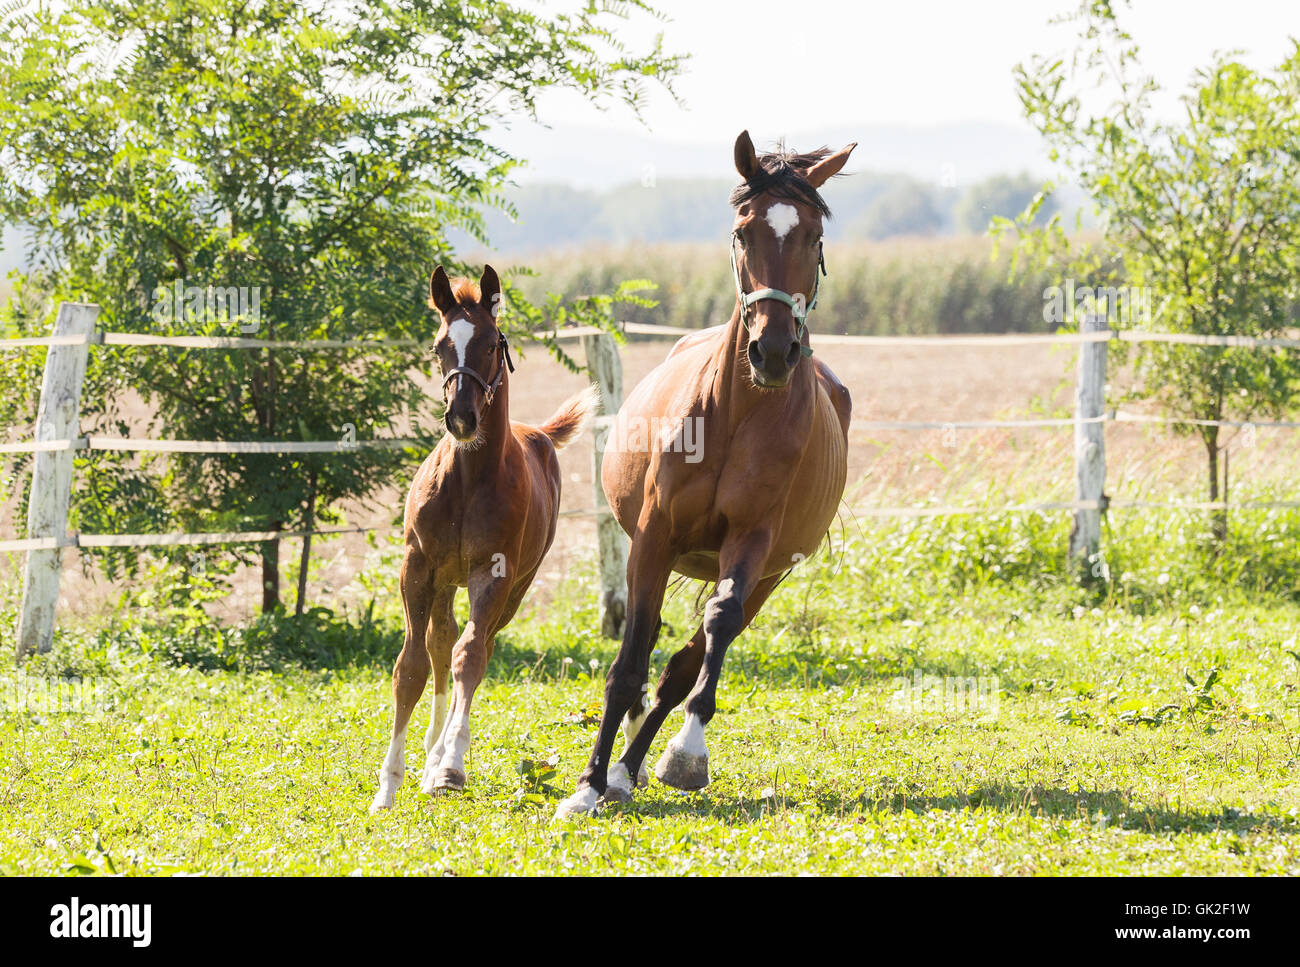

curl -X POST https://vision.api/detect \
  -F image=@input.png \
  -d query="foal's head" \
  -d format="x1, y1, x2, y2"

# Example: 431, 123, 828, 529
429, 264, 510, 444
729, 130, 856, 388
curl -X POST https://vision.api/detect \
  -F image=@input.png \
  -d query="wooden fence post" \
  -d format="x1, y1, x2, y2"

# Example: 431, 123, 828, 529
582, 332, 628, 639
1069, 312, 1108, 581
16, 302, 97, 659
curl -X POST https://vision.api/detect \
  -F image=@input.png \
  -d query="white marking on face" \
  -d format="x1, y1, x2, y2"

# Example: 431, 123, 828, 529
448, 318, 474, 367
765, 203, 799, 247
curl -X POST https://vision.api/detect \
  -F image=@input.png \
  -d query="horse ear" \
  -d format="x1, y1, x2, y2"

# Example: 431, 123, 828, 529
479, 264, 502, 318
734, 130, 759, 181
804, 142, 857, 189
428, 266, 457, 315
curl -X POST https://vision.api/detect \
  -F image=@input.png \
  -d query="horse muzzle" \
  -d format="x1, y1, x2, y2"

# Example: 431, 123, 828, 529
747, 333, 802, 388
445, 406, 479, 442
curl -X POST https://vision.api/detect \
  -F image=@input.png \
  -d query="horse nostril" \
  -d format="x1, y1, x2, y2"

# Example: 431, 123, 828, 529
785, 341, 801, 367
747, 339, 764, 370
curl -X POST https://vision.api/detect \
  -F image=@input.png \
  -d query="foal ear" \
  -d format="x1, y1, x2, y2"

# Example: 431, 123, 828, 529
428, 266, 457, 315
803, 141, 858, 189
734, 130, 759, 181
479, 264, 502, 318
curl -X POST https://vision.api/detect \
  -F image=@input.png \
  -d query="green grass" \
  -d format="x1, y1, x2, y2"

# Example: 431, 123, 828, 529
3, 506, 1299, 875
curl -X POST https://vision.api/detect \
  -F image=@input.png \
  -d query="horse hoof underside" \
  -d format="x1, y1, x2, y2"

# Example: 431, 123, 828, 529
654, 747, 709, 791
430, 767, 466, 792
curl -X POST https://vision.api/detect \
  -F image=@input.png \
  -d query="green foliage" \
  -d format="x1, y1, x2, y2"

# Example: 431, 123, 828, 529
995, 1, 1300, 524
0, 0, 679, 605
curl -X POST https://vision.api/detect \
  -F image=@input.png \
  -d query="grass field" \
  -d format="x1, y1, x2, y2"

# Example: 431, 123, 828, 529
3, 505, 1299, 876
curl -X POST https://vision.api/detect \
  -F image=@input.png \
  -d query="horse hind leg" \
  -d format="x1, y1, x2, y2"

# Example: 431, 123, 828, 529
419, 588, 457, 795
370, 550, 436, 813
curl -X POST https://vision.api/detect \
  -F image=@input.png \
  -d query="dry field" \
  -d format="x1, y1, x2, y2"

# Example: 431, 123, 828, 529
16, 332, 1298, 624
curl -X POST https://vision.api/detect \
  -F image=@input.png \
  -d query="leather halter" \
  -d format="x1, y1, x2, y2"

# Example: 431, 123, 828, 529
440, 325, 515, 405
730, 229, 825, 359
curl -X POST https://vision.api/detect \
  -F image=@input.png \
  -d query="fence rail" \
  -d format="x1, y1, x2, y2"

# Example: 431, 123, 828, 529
6, 310, 1300, 656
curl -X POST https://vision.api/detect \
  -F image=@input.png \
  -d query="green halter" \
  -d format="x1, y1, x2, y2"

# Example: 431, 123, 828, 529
730, 230, 825, 359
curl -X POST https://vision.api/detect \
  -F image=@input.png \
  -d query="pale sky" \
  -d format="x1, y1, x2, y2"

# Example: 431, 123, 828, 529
520, 0, 1298, 139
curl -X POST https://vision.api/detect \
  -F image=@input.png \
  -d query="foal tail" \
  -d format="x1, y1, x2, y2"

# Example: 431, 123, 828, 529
538, 385, 600, 451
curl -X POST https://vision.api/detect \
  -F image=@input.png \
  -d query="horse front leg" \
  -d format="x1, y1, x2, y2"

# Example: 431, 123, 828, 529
656, 530, 774, 791
554, 524, 675, 817
370, 546, 435, 813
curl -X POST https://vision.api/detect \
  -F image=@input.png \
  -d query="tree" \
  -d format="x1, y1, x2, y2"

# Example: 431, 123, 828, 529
955, 173, 1058, 235
996, 0, 1300, 543
0, 0, 677, 611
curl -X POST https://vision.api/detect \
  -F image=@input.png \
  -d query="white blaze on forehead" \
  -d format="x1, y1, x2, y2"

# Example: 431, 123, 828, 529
448, 318, 474, 366
765, 202, 799, 246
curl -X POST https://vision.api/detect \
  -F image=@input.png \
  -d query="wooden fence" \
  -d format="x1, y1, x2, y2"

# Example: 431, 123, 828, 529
6, 303, 1300, 656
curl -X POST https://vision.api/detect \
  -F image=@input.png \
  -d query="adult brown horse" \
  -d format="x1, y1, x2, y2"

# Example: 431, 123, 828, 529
556, 132, 855, 816
371, 265, 597, 812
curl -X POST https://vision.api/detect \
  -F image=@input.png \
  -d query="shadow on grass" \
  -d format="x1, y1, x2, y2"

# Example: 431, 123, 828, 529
583, 781, 1299, 838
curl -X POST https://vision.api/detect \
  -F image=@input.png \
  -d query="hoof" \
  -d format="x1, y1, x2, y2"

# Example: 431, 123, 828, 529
553, 785, 601, 819
636, 764, 650, 788
599, 762, 636, 807
430, 767, 466, 793
370, 773, 401, 813
419, 764, 438, 796
655, 744, 709, 791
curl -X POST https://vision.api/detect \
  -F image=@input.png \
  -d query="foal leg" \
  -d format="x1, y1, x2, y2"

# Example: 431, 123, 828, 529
427, 565, 514, 791
656, 535, 775, 790
419, 588, 457, 795
554, 527, 675, 817
619, 572, 782, 790
370, 548, 436, 813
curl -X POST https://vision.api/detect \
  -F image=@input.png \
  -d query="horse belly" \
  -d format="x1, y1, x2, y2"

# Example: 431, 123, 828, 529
769, 399, 849, 568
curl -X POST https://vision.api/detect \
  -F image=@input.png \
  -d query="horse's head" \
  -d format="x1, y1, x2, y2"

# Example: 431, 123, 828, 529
429, 264, 512, 444
729, 130, 856, 388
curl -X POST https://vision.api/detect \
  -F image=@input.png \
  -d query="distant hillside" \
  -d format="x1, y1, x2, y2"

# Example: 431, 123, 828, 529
456, 172, 1088, 256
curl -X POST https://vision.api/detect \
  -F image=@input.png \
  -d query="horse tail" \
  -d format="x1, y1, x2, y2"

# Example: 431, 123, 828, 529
538, 384, 600, 451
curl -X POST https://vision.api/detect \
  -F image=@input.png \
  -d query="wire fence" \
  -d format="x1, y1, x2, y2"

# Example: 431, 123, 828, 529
3, 319, 1300, 554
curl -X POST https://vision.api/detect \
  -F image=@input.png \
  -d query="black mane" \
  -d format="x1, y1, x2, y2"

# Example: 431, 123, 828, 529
729, 144, 833, 217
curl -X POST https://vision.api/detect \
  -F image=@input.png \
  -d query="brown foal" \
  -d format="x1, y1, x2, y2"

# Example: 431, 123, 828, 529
371, 264, 596, 812
556, 132, 855, 816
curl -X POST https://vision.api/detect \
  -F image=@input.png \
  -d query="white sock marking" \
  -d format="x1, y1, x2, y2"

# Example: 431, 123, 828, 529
438, 708, 471, 775
423, 691, 448, 754
370, 725, 406, 811
554, 785, 601, 818
606, 763, 633, 795
765, 202, 799, 247
672, 713, 708, 757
